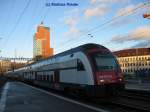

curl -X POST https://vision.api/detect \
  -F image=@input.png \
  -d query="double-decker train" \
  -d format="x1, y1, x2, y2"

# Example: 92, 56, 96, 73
6, 43, 124, 97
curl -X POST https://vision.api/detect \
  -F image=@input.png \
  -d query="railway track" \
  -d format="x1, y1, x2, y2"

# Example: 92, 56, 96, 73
23, 82, 150, 112
110, 97, 150, 112
109, 90, 150, 112
121, 89, 150, 101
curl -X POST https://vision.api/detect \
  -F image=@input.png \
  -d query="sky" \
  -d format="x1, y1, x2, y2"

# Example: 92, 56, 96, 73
0, 0, 150, 58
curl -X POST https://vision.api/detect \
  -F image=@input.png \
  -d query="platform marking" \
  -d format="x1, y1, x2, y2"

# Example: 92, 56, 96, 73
19, 82, 109, 112
0, 82, 9, 112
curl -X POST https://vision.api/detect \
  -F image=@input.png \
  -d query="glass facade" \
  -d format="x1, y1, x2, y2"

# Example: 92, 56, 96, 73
33, 24, 53, 59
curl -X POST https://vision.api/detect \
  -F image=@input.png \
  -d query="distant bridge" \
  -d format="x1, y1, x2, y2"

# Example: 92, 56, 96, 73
0, 57, 32, 61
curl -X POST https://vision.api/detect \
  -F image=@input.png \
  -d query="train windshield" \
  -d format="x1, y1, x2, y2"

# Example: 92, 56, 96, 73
92, 52, 117, 71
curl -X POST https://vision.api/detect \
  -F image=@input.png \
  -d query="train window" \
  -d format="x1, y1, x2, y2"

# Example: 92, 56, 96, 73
47, 75, 50, 81
45, 75, 47, 81
40, 75, 42, 80
38, 75, 40, 80
70, 54, 74, 57
37, 75, 39, 80
77, 59, 85, 71
91, 52, 117, 71
36, 75, 38, 80
49, 75, 51, 81
41, 75, 42, 80
39, 75, 41, 80
54, 70, 60, 83
46, 75, 48, 80
42, 75, 44, 80
50, 75, 53, 82
43, 75, 45, 80
44, 75, 46, 80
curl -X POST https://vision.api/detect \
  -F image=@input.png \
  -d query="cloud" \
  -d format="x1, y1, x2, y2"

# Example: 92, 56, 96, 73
64, 26, 80, 37
110, 26, 150, 43
109, 2, 147, 27
59, 8, 80, 23
84, 5, 109, 19
132, 40, 150, 48
109, 18, 133, 27
90, 0, 129, 4
64, 17, 77, 26
115, 3, 142, 17
90, 0, 97, 3
63, 17, 80, 38
65, 8, 80, 15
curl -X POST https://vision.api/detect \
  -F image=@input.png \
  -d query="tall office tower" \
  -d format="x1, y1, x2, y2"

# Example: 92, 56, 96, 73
33, 22, 53, 59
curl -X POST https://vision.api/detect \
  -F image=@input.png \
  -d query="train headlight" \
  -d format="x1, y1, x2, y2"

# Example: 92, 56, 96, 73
118, 78, 122, 81
100, 79, 105, 83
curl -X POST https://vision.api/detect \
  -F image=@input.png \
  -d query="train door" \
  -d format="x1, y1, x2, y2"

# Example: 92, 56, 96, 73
54, 70, 60, 83
54, 70, 60, 89
34, 71, 37, 80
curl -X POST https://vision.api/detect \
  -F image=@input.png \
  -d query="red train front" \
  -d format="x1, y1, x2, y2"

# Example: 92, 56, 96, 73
86, 48, 124, 97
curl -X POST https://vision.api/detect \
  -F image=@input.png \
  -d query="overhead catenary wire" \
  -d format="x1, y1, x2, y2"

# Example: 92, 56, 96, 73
62, 2, 149, 45
22, 0, 54, 57
22, 0, 40, 52
55, 2, 150, 51
1, 0, 16, 37
22, 0, 52, 55
68, 4, 149, 48
7, 0, 54, 58
2, 0, 31, 49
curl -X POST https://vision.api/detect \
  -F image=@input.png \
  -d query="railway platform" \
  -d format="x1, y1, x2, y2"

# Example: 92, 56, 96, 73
125, 82, 150, 92
0, 81, 108, 112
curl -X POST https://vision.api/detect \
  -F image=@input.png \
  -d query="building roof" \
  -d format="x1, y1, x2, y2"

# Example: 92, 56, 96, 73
113, 48, 150, 57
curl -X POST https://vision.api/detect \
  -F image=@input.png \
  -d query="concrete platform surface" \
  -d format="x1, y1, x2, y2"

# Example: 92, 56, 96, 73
125, 83, 150, 91
0, 82, 108, 112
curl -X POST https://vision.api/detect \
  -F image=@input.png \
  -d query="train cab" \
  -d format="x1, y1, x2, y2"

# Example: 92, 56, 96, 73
85, 47, 125, 97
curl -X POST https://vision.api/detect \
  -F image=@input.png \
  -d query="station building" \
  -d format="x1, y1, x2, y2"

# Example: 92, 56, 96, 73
113, 48, 150, 75
0, 60, 11, 74
0, 60, 26, 74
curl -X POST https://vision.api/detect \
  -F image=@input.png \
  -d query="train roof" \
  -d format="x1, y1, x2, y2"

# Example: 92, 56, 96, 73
8, 43, 109, 72
54, 43, 107, 57
29, 43, 108, 65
